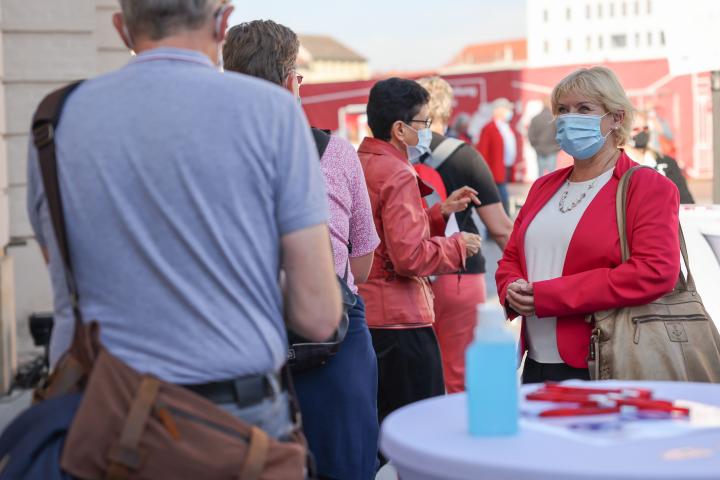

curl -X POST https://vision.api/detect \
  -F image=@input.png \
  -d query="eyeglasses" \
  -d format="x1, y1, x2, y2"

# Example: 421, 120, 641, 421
409, 118, 432, 129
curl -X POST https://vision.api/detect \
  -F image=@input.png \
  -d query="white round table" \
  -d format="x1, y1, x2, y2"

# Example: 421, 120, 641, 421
380, 381, 720, 480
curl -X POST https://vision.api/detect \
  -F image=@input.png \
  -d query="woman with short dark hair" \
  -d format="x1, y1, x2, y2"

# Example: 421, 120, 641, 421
358, 77, 482, 428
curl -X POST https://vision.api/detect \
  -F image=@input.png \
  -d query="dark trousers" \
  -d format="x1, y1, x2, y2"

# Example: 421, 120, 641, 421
496, 182, 509, 214
522, 357, 590, 384
370, 327, 445, 426
294, 297, 378, 480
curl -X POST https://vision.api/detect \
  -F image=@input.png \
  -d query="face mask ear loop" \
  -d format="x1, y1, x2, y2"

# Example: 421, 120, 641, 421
601, 112, 616, 139
403, 122, 420, 147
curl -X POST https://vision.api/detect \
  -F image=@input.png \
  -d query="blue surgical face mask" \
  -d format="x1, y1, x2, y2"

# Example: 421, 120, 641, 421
405, 124, 433, 161
555, 112, 612, 160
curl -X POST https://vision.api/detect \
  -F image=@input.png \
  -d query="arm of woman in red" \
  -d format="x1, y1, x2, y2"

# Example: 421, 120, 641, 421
533, 171, 681, 318
380, 169, 467, 277
426, 203, 446, 237
496, 189, 532, 320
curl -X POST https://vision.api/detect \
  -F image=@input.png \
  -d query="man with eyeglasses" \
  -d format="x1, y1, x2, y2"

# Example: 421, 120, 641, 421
222, 20, 382, 479
357, 78, 482, 436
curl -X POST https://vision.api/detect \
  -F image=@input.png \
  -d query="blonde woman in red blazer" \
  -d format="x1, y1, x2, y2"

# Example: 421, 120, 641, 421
496, 67, 681, 383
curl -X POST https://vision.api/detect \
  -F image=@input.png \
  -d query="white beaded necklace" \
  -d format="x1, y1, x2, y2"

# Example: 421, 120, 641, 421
558, 177, 599, 213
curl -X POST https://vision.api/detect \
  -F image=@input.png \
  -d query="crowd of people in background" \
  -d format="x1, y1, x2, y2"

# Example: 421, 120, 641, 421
7, 1, 699, 479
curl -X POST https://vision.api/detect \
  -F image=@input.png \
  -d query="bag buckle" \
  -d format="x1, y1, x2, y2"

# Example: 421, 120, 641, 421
107, 443, 143, 470
32, 123, 55, 149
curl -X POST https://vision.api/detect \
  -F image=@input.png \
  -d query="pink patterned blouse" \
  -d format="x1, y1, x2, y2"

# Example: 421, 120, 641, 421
320, 136, 380, 294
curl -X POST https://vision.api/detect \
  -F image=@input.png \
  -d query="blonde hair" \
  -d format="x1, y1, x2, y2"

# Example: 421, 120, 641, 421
551, 66, 634, 146
417, 76, 454, 126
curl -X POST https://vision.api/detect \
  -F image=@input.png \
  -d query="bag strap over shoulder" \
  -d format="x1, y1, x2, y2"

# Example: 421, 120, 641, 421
419, 137, 464, 169
310, 127, 331, 159
31, 80, 96, 367
616, 165, 695, 292
32, 81, 84, 291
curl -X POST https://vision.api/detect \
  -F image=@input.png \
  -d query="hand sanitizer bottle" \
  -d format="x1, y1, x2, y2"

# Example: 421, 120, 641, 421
466, 303, 519, 436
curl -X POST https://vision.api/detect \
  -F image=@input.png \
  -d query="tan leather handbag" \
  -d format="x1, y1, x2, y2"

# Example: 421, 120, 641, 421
587, 166, 720, 382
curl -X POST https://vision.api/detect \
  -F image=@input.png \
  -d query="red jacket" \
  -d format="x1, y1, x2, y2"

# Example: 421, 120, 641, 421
357, 137, 467, 329
477, 120, 514, 184
496, 151, 681, 368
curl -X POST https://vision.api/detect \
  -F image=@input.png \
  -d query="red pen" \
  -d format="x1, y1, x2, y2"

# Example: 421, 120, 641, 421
615, 398, 689, 415
526, 391, 599, 406
539, 406, 620, 417
542, 383, 653, 399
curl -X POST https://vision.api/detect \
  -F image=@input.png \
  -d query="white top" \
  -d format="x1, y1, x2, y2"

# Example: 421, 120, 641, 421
524, 168, 614, 363
495, 120, 517, 167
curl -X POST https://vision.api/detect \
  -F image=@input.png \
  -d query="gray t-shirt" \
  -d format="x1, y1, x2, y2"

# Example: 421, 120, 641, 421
27, 48, 328, 384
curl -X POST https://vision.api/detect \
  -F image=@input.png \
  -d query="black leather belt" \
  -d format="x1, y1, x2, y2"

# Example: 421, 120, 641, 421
181, 372, 280, 408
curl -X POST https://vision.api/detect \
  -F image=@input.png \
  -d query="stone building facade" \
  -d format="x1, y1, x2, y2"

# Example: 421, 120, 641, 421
0, 0, 128, 388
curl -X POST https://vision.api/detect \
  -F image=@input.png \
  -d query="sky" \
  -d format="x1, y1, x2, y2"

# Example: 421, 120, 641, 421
229, 0, 526, 72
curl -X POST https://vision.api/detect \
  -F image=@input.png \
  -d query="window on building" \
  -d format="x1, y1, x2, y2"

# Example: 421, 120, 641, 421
622, 2, 627, 15
598, 35, 604, 49
566, 38, 572, 52
634, 1, 640, 15
611, 34, 627, 48
543, 9, 549, 22
635, 32, 641, 46
566, 7, 572, 20
647, 31, 653, 46
660, 31, 666, 45
586, 4, 592, 18
610, 3, 615, 17
544, 40, 550, 54
598, 3, 603, 18
647, 0, 652, 14
586, 36, 593, 50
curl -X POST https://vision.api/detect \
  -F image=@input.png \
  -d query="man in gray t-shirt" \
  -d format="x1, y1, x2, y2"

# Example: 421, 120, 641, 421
26, 0, 341, 437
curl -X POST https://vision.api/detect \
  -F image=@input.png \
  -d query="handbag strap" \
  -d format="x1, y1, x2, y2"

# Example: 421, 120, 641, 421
239, 427, 270, 480
31, 80, 97, 368
106, 376, 162, 479
616, 165, 695, 292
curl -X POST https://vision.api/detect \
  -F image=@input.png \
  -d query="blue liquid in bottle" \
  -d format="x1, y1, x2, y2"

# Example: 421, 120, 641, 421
466, 303, 519, 436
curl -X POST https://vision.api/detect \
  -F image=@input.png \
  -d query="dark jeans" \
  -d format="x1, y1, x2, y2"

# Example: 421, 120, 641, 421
522, 357, 590, 384
496, 182, 509, 214
294, 296, 378, 480
370, 327, 445, 426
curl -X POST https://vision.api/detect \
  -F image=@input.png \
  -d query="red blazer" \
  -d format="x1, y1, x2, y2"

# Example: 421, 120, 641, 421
477, 121, 505, 183
496, 151, 681, 368
357, 137, 467, 329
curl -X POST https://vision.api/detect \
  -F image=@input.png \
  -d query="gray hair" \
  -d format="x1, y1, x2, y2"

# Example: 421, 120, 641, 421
119, 0, 219, 40
492, 97, 513, 112
452, 112, 470, 130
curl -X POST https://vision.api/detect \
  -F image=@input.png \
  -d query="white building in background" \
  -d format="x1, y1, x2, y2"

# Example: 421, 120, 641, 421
441, 39, 527, 74
297, 35, 370, 83
527, 0, 669, 67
